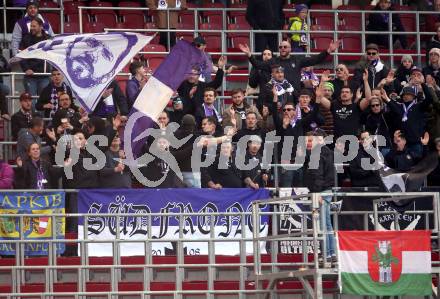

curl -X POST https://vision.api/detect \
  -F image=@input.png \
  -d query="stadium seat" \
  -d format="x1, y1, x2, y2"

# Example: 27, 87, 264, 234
143, 44, 167, 59
313, 15, 335, 29
393, 4, 411, 10
311, 35, 333, 52
310, 4, 332, 9
63, 1, 86, 14
227, 23, 251, 38
147, 57, 165, 72
83, 21, 106, 33
339, 15, 362, 30
39, 0, 58, 8
119, 13, 145, 28
43, 12, 61, 33
93, 13, 117, 28
399, 14, 416, 32
340, 35, 363, 61
88, 1, 113, 15
64, 21, 80, 34
118, 1, 142, 7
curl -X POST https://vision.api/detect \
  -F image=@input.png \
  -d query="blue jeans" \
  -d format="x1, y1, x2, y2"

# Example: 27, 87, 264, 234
182, 172, 201, 188
321, 194, 336, 257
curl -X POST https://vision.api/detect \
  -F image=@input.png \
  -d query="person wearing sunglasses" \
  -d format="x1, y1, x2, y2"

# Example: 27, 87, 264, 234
366, 0, 407, 50
238, 39, 340, 95
352, 43, 389, 93
329, 64, 350, 101
364, 96, 394, 156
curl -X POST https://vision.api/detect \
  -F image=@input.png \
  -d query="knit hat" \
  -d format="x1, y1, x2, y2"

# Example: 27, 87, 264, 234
323, 82, 334, 92
26, 0, 39, 9
429, 48, 440, 57
181, 114, 196, 127
295, 4, 308, 14
401, 54, 413, 64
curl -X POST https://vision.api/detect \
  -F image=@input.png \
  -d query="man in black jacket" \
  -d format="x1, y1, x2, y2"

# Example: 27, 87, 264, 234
36, 69, 74, 118
11, 92, 34, 140
92, 80, 129, 118
177, 56, 226, 116
19, 17, 50, 97
303, 129, 336, 261
239, 40, 340, 95
246, 0, 285, 53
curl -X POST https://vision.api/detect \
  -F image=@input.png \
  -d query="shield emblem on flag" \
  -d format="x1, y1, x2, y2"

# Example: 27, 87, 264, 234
368, 239, 402, 283
33, 217, 49, 235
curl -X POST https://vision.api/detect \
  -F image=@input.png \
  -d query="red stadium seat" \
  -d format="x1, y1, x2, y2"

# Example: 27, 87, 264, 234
88, 1, 113, 15
179, 10, 197, 25
93, 13, 117, 28
44, 12, 60, 33
64, 21, 80, 34
63, 1, 86, 14
311, 35, 333, 52
313, 15, 335, 29
311, 4, 332, 9
393, 4, 411, 10
339, 15, 362, 30
83, 21, 106, 33
340, 35, 362, 61
337, 4, 361, 10
65, 12, 90, 23
39, 0, 58, 8
227, 23, 251, 37
399, 14, 416, 31
148, 57, 165, 71
120, 13, 145, 28
143, 43, 167, 60
119, 1, 142, 7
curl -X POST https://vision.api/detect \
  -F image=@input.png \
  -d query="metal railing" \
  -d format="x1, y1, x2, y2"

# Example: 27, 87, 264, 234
0, 189, 438, 298
251, 191, 440, 298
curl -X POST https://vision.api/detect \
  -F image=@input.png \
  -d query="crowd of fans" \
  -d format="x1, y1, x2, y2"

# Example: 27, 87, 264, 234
0, 0, 438, 195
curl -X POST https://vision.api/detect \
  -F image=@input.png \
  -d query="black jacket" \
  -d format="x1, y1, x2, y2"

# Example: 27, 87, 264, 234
11, 110, 33, 140
349, 147, 382, 188
201, 155, 243, 188
249, 51, 330, 96
366, 6, 407, 49
386, 84, 433, 145
15, 159, 62, 189
64, 150, 100, 189
19, 33, 50, 73
36, 83, 74, 118
0, 53, 11, 84
352, 60, 389, 92
385, 147, 416, 172
303, 146, 334, 192
364, 111, 395, 148
93, 80, 129, 117
177, 69, 224, 116
99, 149, 132, 188
140, 156, 186, 188
249, 64, 272, 109
246, 0, 285, 30
422, 65, 440, 86
172, 127, 199, 172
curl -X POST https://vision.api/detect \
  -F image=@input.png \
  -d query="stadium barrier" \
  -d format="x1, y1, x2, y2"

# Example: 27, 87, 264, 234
0, 189, 439, 298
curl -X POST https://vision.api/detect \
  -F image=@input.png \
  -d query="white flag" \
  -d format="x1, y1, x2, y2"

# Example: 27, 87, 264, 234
11, 32, 153, 112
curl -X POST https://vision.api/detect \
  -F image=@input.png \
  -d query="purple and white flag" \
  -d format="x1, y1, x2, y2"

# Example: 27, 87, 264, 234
124, 40, 206, 157
11, 32, 153, 112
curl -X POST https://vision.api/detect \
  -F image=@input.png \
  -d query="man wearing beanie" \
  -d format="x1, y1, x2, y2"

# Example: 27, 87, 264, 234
11, 1, 54, 56
423, 48, 440, 85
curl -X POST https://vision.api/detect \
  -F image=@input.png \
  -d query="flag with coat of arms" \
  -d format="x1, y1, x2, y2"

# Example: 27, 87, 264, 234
338, 230, 432, 296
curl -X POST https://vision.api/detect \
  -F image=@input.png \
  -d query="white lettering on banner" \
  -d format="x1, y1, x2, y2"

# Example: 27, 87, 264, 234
78, 196, 268, 256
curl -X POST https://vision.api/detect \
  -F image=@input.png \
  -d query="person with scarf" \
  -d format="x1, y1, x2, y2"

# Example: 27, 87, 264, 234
195, 87, 223, 128
263, 65, 295, 110
36, 69, 74, 118
366, 0, 407, 50
15, 142, 64, 189
423, 48, 440, 86
329, 64, 351, 101
19, 16, 51, 97
364, 95, 395, 156
92, 80, 129, 119
201, 142, 243, 189
352, 44, 389, 92
222, 88, 263, 131
296, 88, 325, 135
389, 55, 415, 94
382, 85, 434, 159
288, 4, 309, 52
11, 0, 54, 56
301, 66, 320, 90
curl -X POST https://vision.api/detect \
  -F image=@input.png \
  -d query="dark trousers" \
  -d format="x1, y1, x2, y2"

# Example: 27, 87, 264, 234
160, 31, 176, 51
254, 32, 279, 54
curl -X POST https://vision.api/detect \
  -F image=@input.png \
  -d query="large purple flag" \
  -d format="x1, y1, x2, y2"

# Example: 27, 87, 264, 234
123, 40, 206, 158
